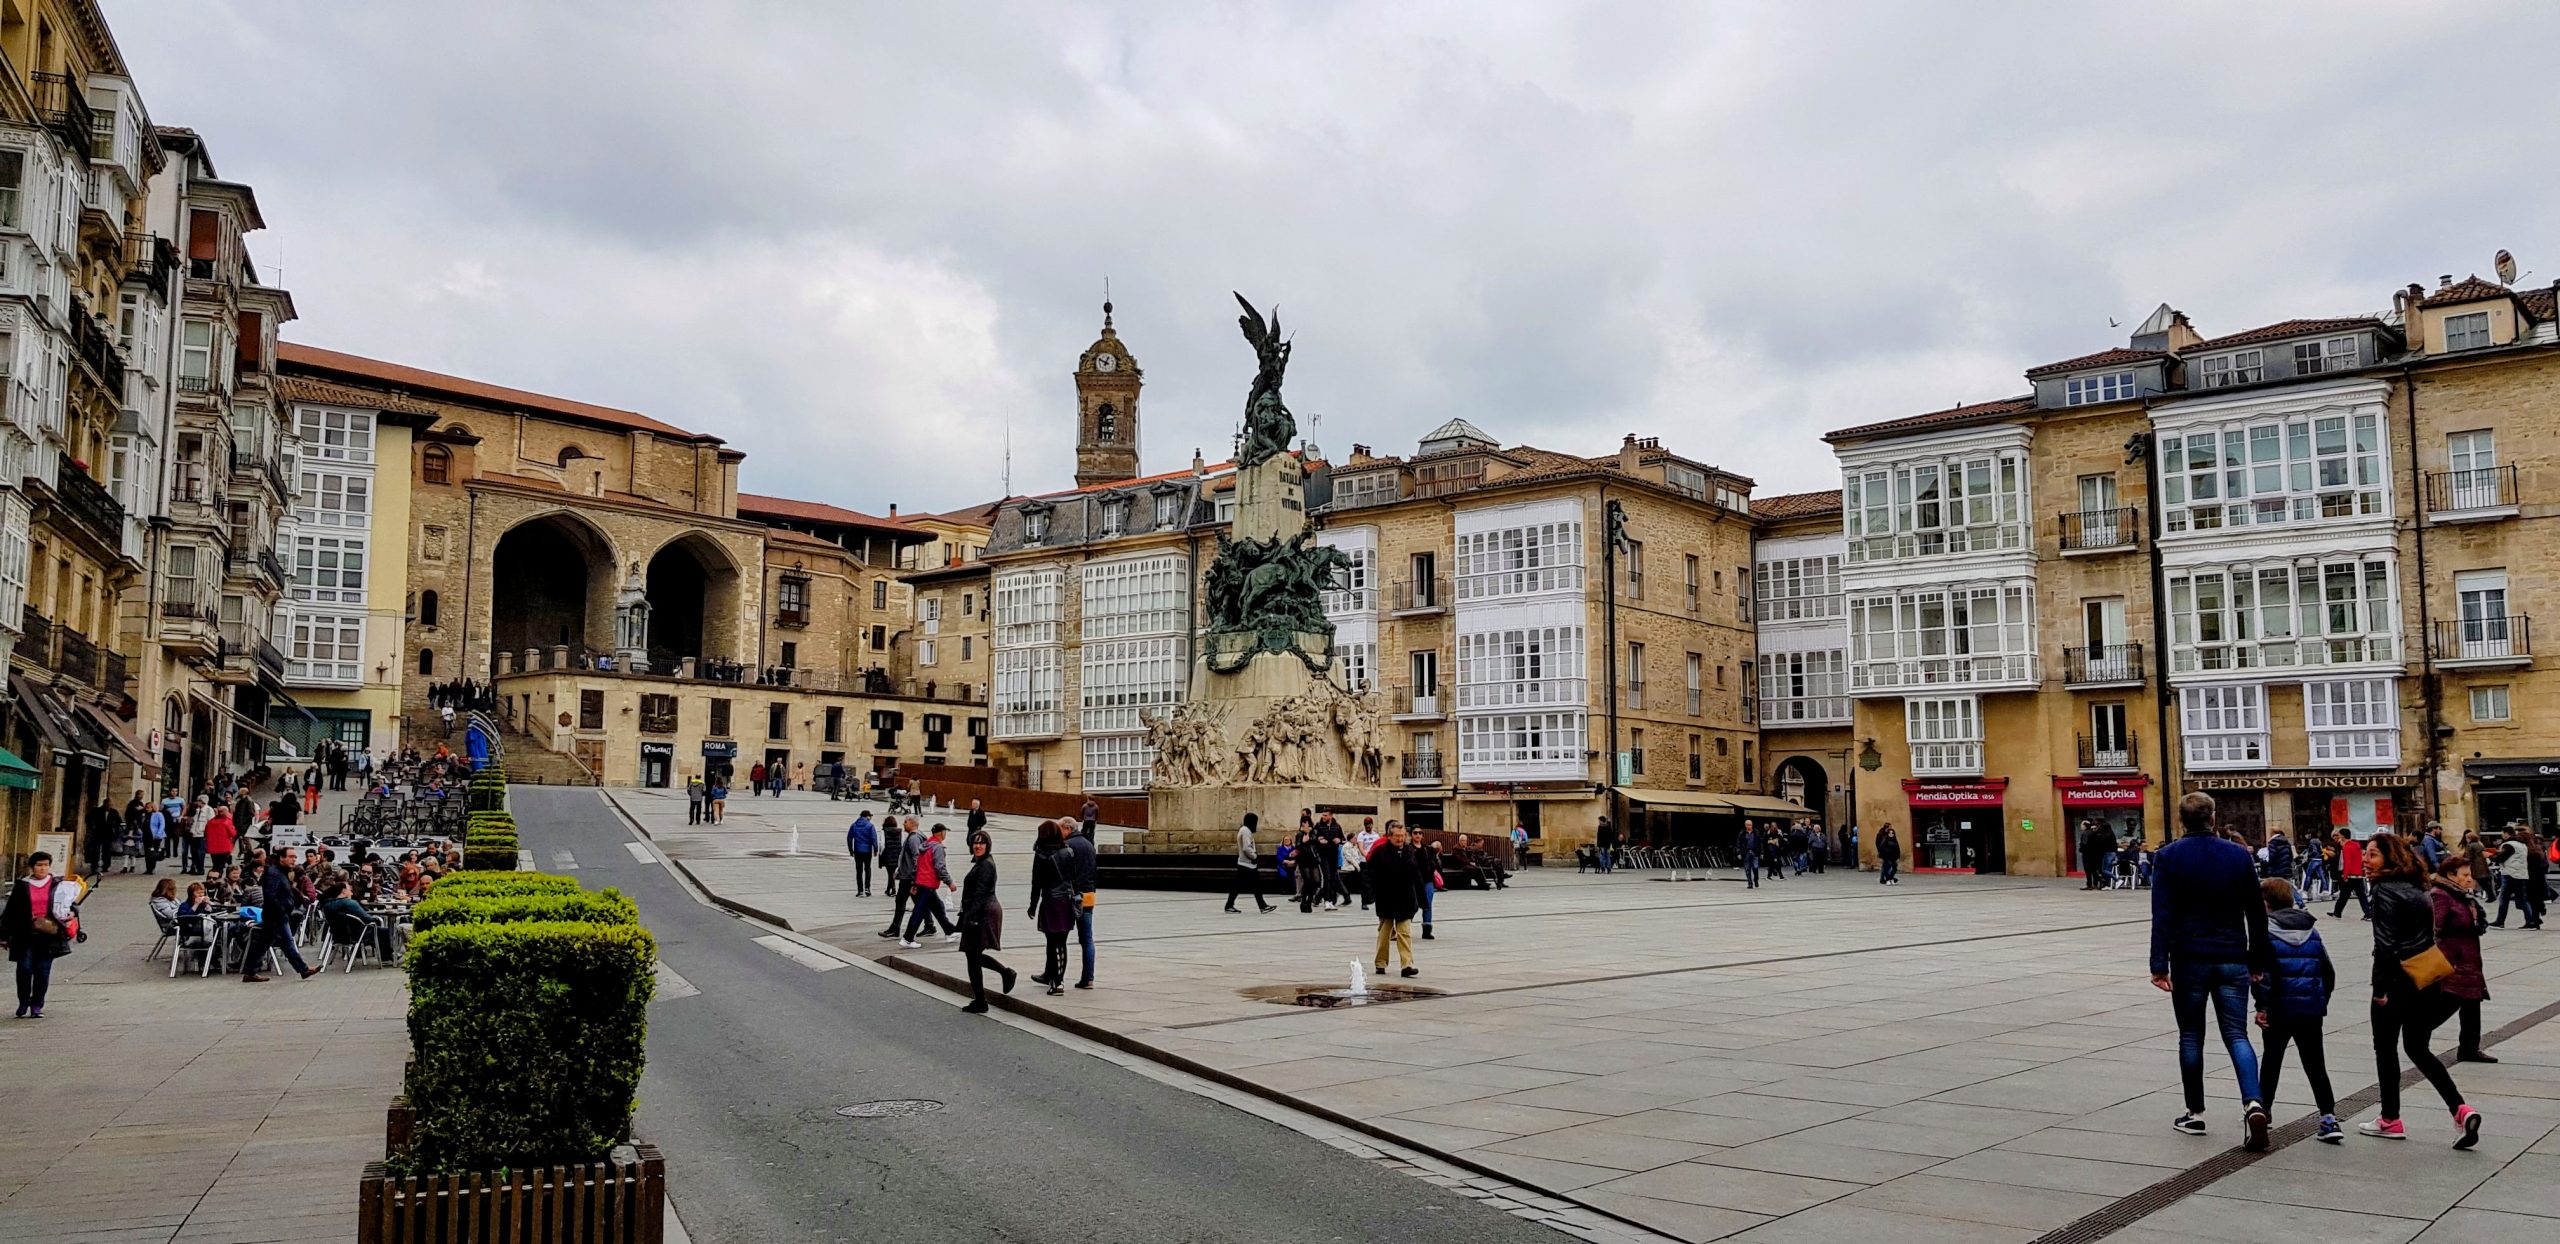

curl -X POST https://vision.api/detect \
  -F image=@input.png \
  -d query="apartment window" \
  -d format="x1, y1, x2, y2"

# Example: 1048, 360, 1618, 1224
1628, 728, 1645, 775
2166, 556, 2397, 674
994, 568, 1063, 646
1760, 650, 1847, 723
1623, 539, 1643, 599
1098, 498, 1129, 536
2180, 684, 2267, 769
1625, 642, 1645, 710
1320, 540, 1375, 616
779, 641, 797, 668
2471, 685, 2512, 723
767, 702, 790, 739
2292, 336, 2359, 375
918, 638, 937, 667
1685, 652, 1702, 715
421, 445, 450, 485
869, 625, 886, 650
2194, 350, 2263, 389
2444, 312, 2492, 351
1409, 551, 1439, 607
579, 690, 605, 731
1329, 641, 1375, 693
1684, 554, 1699, 611
1456, 626, 1588, 709
1848, 581, 2038, 691
1455, 711, 1585, 775
2445, 430, 2501, 511
1082, 734, 1153, 794
1456, 517, 1585, 600
1754, 555, 1842, 621
1687, 733, 1703, 782
2455, 569, 2512, 658
1715, 663, 1725, 689
1740, 660, 1754, 723
1741, 740, 1755, 784
294, 407, 374, 463
2087, 702, 2131, 769
1842, 448, 2029, 562
417, 648, 433, 676
961, 637, 972, 660
1906, 696, 1982, 776
166, 543, 199, 608
289, 533, 367, 605
286, 613, 363, 685
872, 579, 889, 610
961, 592, 975, 617
1153, 492, 1179, 526
180, 319, 213, 385
823, 707, 843, 742
1023, 509, 1051, 543
708, 699, 731, 737
0, 149, 21, 227
1332, 471, 1396, 509
994, 646, 1065, 737
1737, 568, 1751, 619
2305, 677, 2400, 766
296, 470, 370, 527
2064, 371, 2137, 406
2161, 413, 2388, 532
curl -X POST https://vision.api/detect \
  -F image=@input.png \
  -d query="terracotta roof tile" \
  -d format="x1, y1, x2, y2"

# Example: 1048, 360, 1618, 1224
1031, 462, 1234, 500
1752, 489, 1842, 520
277, 342, 707, 440
2419, 276, 2517, 308
2023, 347, 2166, 380
1827, 395, 2036, 441
737, 492, 922, 535
2520, 287, 2557, 321
2180, 317, 2384, 355
274, 375, 438, 417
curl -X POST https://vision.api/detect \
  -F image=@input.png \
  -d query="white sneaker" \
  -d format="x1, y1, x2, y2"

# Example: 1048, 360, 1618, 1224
943, 932, 960, 943
898, 939, 920, 948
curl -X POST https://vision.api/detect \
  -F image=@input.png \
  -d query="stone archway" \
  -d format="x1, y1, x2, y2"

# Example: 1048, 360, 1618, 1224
491, 512, 619, 663
644, 532, 744, 668
1776, 755, 1828, 823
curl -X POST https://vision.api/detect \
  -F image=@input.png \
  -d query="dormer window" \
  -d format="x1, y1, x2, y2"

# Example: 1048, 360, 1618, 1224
1098, 497, 1129, 536
2064, 372, 2136, 406
1153, 492, 1180, 527
1665, 463, 1707, 499
2195, 349, 2262, 389
1023, 508, 1051, 544
2293, 337, 2358, 375
2445, 312, 2492, 351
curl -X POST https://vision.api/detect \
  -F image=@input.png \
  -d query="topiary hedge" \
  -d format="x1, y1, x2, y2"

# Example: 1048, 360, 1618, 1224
462, 834, 520, 872
410, 886, 639, 932
428, 871, 583, 898
400, 919, 656, 1174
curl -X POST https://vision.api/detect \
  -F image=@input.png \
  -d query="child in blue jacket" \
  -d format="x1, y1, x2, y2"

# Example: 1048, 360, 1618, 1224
2254, 877, 2342, 1143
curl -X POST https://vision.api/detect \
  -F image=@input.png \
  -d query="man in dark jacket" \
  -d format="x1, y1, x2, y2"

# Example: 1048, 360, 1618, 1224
1366, 824, 1425, 978
2081, 823, 2115, 889
1063, 821, 1098, 989
876, 818, 912, 939
2150, 793, 2272, 1149
242, 848, 317, 982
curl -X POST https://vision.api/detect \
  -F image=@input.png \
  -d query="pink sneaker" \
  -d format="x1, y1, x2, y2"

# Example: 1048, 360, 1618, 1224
2357, 1117, 2405, 1139
2454, 1105, 2483, 1150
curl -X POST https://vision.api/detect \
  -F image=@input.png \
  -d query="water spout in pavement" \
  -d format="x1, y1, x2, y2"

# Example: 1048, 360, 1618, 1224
1348, 960, 1368, 998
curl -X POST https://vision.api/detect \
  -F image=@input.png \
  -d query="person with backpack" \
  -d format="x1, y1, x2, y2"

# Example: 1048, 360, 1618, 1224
2253, 878, 2342, 1143
2359, 832, 2480, 1146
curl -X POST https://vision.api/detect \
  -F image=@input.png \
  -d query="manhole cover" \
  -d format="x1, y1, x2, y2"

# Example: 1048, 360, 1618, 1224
837, 1099, 944, 1119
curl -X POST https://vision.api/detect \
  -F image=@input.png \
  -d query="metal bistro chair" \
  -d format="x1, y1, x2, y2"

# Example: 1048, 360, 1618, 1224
315, 910, 392, 972
147, 911, 178, 962
170, 913, 219, 977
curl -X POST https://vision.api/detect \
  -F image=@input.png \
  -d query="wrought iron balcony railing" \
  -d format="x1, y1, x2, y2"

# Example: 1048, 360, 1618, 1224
2433, 615, 2531, 667
2078, 732, 2138, 771
2064, 643, 2145, 686
2423, 465, 2518, 517
2058, 506, 2140, 553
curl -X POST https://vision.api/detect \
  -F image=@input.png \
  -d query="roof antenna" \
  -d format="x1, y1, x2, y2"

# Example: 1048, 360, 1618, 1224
1102, 276, 1113, 329
1002, 412, 1013, 498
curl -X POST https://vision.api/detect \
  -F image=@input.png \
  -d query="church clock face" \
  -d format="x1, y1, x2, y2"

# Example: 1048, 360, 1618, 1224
1094, 353, 1117, 373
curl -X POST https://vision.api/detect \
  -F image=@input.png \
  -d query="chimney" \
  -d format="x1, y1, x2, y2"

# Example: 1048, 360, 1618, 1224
2440, 275, 2455, 289
1619, 434, 1642, 475
1192, 448, 1205, 475
888, 503, 899, 520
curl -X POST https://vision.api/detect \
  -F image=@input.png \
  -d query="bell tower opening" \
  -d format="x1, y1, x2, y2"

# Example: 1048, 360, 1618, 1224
1075, 297, 1142, 487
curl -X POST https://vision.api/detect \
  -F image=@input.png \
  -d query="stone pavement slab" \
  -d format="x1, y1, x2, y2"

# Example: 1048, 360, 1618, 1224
615, 785, 2560, 1244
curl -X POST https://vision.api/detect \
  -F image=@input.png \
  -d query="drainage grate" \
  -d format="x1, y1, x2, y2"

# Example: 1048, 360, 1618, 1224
2030, 994, 2560, 1244
836, 1100, 944, 1119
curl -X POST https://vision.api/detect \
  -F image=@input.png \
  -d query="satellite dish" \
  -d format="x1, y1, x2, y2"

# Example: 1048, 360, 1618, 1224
2495, 250, 2517, 285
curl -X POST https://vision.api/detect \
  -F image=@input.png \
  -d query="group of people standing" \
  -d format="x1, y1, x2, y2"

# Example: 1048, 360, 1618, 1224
1226, 811, 1433, 979
1737, 819, 1838, 887
2151, 791, 2493, 1152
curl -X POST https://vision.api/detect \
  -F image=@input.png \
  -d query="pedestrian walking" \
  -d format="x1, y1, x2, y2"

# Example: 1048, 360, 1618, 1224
1366, 823, 1425, 978
748, 762, 767, 798
2491, 829, 2544, 928
1227, 813, 1275, 913
2331, 833, 2370, 919
439, 703, 455, 737
182, 801, 209, 875
686, 776, 705, 825
876, 817, 911, 938
2253, 878, 2343, 1143
966, 799, 988, 836
2081, 821, 2114, 890
1294, 823, 1322, 912
1412, 826, 1440, 940
2149, 793, 2272, 1150
1740, 822, 1762, 889
204, 806, 237, 879
241, 849, 319, 983
900, 825, 959, 946
2359, 831, 2480, 1146
2429, 854, 2496, 1064
1079, 798, 1099, 840
1807, 825, 1828, 875
2, 852, 75, 1018
1315, 814, 1347, 909
1063, 816, 1098, 988
1787, 821, 1811, 875
955, 828, 1014, 1013
706, 776, 728, 824
1595, 816, 1617, 874
848, 811, 877, 897
1876, 824, 1900, 884
1510, 823, 1530, 868
1027, 822, 1078, 995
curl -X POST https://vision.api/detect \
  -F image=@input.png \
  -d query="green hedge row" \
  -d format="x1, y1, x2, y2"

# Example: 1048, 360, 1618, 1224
461, 837, 519, 872
410, 886, 638, 932
429, 872, 582, 898
402, 918, 655, 1174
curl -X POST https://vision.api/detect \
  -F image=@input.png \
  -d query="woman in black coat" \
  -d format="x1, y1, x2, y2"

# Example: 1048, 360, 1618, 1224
2361, 832, 2479, 1146
1027, 821, 1078, 997
956, 828, 1014, 1014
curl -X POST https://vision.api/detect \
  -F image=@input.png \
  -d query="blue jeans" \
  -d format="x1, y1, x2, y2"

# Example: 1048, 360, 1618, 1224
1878, 857, 1896, 884
2171, 962, 2262, 1113
1421, 882, 1437, 927
1743, 856, 1760, 888
1073, 902, 1095, 984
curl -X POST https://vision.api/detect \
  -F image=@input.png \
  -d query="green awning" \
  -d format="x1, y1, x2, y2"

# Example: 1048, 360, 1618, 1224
0, 744, 40, 791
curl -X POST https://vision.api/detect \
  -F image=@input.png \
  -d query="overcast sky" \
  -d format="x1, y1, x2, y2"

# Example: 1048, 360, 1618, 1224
112, 1, 2560, 512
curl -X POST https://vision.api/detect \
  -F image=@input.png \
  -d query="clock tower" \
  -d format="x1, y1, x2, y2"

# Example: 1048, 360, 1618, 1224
1074, 300, 1142, 487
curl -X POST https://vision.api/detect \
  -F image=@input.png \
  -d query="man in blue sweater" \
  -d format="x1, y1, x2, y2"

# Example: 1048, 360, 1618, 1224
2150, 793, 2273, 1150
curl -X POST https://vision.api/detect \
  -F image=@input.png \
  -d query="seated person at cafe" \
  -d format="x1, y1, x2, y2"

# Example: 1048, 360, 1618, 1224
320, 881, 396, 957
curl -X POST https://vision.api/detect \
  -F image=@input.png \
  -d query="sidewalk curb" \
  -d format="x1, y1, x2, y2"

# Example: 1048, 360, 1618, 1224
598, 789, 796, 930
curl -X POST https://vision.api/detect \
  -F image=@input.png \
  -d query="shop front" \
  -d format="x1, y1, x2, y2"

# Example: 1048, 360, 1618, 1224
700, 739, 737, 785
2465, 758, 2560, 838
1901, 778, 2007, 874
2056, 776, 2150, 873
640, 741, 675, 789
2187, 769, 2419, 843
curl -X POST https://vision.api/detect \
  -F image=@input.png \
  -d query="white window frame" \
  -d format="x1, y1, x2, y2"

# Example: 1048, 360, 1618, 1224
1761, 650, 1848, 724
2292, 335, 2359, 375
2166, 555, 2398, 676
1081, 733, 1153, 794
2444, 312, 2491, 352
993, 568, 1063, 647
2471, 685, 2511, 723
1842, 450, 2029, 563
1754, 554, 1843, 621
2453, 569, 2515, 660
2064, 371, 2137, 406
992, 646, 1063, 738
2159, 412, 2388, 534
288, 531, 368, 605
2180, 684, 2269, 770
1847, 580, 2037, 692
1456, 518, 1585, 600
1456, 711, 1587, 780
1906, 695, 1982, 776
1456, 626, 1588, 710
2195, 349, 2264, 389
2305, 677, 2400, 767
285, 610, 365, 686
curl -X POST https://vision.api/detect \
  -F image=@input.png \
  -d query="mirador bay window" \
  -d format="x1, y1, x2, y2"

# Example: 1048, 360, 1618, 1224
1842, 450, 2027, 563
2167, 556, 2397, 674
2305, 677, 2401, 766
1847, 581, 2036, 691
2159, 412, 2387, 533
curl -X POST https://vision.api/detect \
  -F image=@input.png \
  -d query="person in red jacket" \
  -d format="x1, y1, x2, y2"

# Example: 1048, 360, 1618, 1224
2330, 834, 2369, 921
204, 808, 239, 878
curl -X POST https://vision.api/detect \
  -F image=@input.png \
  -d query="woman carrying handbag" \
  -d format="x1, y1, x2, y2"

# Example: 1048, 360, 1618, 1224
2360, 832, 2481, 1146
956, 828, 1014, 1014
1027, 823, 1077, 996
3, 851, 77, 1018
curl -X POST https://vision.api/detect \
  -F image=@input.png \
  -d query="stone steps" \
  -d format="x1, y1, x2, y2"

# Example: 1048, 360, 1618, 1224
495, 729, 601, 787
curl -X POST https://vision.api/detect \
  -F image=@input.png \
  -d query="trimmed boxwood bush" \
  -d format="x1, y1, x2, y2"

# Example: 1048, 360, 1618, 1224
462, 835, 519, 872
401, 919, 656, 1174
410, 886, 638, 932
428, 871, 583, 898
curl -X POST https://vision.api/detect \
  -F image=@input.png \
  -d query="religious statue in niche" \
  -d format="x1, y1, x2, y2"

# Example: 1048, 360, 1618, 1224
612, 560, 651, 673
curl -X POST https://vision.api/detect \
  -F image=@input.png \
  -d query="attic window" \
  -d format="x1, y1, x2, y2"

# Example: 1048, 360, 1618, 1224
2195, 350, 2262, 389
1665, 464, 1707, 499
2445, 312, 2491, 351
1153, 492, 1180, 526
1098, 497, 1129, 536
2064, 372, 2136, 406
1023, 507, 1051, 543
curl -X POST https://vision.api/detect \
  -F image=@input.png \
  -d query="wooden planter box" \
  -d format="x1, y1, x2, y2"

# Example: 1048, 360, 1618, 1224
357, 1144, 665, 1243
